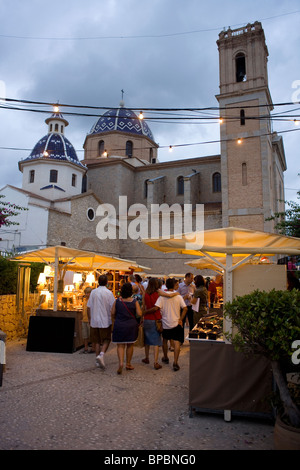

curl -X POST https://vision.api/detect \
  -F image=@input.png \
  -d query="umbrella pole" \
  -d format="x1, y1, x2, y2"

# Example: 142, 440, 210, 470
224, 254, 233, 341
53, 247, 58, 311
224, 253, 233, 422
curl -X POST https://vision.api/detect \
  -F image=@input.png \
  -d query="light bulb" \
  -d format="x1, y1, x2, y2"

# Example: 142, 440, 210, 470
139, 111, 144, 120
219, 117, 223, 124
102, 150, 108, 157
169, 146, 173, 152
237, 138, 242, 144
53, 105, 59, 113
294, 119, 300, 126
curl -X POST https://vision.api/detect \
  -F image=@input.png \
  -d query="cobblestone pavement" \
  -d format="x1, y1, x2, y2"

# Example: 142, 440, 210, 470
0, 335, 275, 451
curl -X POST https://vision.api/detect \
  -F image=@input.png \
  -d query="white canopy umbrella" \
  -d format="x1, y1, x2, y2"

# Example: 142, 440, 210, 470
11, 246, 150, 310
143, 227, 300, 256
185, 254, 269, 273
143, 226, 300, 334
185, 258, 224, 273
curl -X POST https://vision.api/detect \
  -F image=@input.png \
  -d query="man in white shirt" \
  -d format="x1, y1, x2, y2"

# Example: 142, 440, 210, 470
178, 273, 195, 331
87, 274, 115, 369
155, 278, 187, 371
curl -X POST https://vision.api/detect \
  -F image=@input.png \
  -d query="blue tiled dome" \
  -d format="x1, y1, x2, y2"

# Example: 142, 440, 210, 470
89, 105, 155, 141
23, 133, 84, 168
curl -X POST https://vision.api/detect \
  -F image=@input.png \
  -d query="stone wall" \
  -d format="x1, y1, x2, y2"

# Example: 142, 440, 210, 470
0, 293, 38, 341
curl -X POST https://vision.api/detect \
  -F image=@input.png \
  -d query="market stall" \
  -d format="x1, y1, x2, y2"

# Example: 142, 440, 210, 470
11, 246, 150, 353
143, 227, 300, 420
185, 253, 288, 336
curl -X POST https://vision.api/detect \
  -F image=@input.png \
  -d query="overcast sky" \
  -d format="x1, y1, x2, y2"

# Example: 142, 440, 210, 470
0, 0, 299, 204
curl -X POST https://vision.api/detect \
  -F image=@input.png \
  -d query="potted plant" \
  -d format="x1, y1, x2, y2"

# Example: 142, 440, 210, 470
224, 288, 300, 450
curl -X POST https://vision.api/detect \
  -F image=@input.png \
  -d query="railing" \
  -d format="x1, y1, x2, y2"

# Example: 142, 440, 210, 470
219, 22, 261, 40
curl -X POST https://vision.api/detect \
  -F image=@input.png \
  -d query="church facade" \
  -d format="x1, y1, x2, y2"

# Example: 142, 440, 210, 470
0, 22, 287, 275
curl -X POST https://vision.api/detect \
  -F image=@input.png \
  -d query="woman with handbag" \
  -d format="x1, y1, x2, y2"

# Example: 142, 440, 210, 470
111, 282, 142, 374
142, 278, 179, 370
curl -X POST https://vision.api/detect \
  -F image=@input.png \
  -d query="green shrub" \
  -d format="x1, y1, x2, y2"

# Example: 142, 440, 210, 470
0, 256, 44, 294
225, 289, 300, 361
225, 289, 300, 428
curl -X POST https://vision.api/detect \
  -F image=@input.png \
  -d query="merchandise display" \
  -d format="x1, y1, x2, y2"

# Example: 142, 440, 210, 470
37, 268, 127, 311
189, 309, 223, 341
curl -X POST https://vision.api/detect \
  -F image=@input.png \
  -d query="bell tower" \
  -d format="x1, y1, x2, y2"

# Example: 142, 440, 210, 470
216, 22, 286, 232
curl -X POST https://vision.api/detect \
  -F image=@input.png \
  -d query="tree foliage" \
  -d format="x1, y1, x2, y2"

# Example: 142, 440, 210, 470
267, 188, 300, 238
0, 194, 28, 227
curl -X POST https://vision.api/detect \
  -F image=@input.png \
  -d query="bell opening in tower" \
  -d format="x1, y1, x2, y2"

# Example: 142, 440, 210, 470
236, 53, 246, 82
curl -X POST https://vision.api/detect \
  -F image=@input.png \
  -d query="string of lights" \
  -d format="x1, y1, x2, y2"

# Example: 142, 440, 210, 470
0, 98, 299, 154
1, 105, 299, 124
0, 102, 300, 125
1, 96, 300, 111
1, 126, 299, 155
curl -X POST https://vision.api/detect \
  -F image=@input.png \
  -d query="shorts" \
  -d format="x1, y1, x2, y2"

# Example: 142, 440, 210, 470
162, 324, 184, 344
90, 325, 112, 344
81, 321, 90, 340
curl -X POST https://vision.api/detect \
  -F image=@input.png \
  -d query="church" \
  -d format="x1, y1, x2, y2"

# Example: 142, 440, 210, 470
0, 22, 287, 275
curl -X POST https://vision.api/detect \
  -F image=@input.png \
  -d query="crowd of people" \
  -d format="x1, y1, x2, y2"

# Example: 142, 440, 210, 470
81, 272, 223, 375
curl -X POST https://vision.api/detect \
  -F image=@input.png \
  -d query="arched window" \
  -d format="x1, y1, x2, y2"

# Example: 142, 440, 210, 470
81, 174, 87, 193
177, 176, 184, 195
212, 172, 221, 192
98, 140, 105, 156
242, 163, 247, 186
50, 169, 58, 183
126, 140, 133, 157
236, 53, 246, 82
144, 179, 149, 198
72, 174, 77, 187
54, 123, 59, 132
29, 169, 35, 183
240, 109, 245, 125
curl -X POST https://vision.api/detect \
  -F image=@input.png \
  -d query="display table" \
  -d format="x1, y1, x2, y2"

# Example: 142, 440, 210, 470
189, 339, 274, 420
26, 309, 84, 353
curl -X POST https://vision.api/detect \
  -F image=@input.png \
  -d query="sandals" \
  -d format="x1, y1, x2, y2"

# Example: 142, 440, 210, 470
142, 358, 149, 364
117, 364, 135, 373
154, 363, 162, 370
